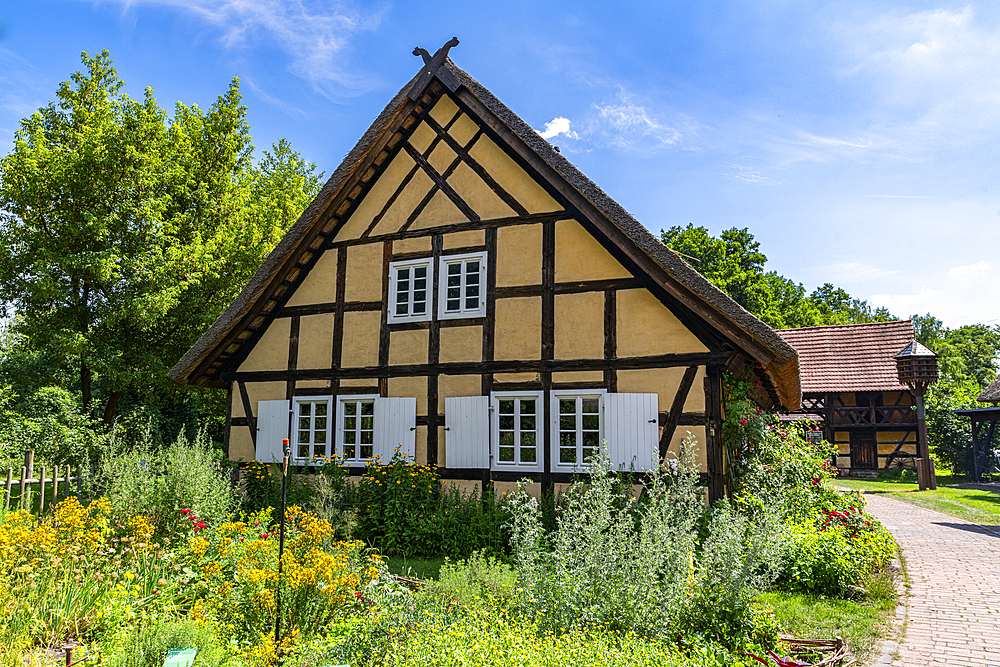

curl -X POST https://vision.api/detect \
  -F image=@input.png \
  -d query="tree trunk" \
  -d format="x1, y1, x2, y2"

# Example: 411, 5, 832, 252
102, 391, 123, 427
81, 364, 92, 411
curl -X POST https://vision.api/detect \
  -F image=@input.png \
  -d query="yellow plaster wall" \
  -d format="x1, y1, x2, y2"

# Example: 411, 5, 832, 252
443, 229, 485, 249
616, 288, 708, 357
554, 219, 631, 282
335, 151, 415, 241
877, 430, 916, 443
447, 162, 516, 220
389, 329, 429, 366
448, 114, 479, 147
664, 426, 707, 472
239, 318, 291, 372
879, 443, 916, 456
408, 121, 435, 153
341, 311, 381, 367
468, 136, 561, 214
340, 378, 379, 388
231, 383, 244, 418
414, 425, 428, 465
393, 235, 432, 255
838, 393, 857, 407
429, 95, 460, 126
370, 169, 434, 236
685, 367, 707, 412
229, 426, 255, 462
297, 314, 334, 369
297, 379, 332, 389
495, 297, 541, 361
245, 381, 287, 416
552, 371, 604, 383
497, 224, 542, 286
439, 374, 482, 413
344, 243, 384, 302
617, 367, 689, 412
428, 141, 457, 174
439, 326, 483, 364
494, 480, 541, 499
286, 251, 338, 306
410, 190, 468, 230
388, 376, 427, 415
554, 291, 605, 360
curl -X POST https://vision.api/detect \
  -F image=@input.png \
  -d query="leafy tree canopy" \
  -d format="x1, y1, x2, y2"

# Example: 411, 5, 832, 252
0, 51, 323, 430
661, 224, 896, 329
913, 313, 1000, 389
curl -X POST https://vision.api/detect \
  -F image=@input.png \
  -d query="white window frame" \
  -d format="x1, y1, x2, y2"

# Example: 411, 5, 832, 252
551, 389, 606, 471
292, 396, 334, 463
336, 394, 379, 465
388, 258, 433, 323
491, 391, 544, 472
438, 251, 487, 320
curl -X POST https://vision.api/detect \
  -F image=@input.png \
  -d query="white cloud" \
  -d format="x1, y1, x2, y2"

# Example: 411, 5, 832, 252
84, 0, 384, 94
539, 117, 577, 140
868, 286, 943, 313
590, 99, 682, 150
948, 260, 993, 279
726, 164, 784, 185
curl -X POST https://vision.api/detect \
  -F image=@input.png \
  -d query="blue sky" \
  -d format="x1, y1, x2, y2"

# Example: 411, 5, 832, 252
2, 0, 999, 328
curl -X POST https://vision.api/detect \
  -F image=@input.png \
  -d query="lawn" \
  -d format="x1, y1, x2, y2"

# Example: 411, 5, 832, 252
837, 474, 1000, 525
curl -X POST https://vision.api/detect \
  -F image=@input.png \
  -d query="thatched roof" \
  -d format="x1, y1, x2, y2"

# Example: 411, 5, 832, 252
168, 55, 801, 410
979, 377, 1000, 404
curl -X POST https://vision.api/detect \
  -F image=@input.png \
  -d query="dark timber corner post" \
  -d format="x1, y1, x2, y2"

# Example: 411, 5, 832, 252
705, 365, 725, 503
894, 340, 939, 491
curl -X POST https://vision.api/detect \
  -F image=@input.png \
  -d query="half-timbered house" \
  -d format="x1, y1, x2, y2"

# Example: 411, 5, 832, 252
168, 44, 801, 501
779, 320, 919, 473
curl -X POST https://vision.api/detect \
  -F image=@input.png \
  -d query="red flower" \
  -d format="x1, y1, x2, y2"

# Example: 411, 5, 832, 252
181, 509, 191, 514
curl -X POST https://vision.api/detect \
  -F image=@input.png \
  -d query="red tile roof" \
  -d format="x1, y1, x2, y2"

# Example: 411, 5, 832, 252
778, 320, 915, 393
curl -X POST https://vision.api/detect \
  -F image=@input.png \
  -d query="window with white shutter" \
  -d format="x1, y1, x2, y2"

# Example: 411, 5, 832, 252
444, 396, 490, 469
255, 399, 291, 463
388, 259, 433, 323
373, 396, 417, 461
335, 395, 376, 464
492, 392, 543, 471
604, 393, 659, 471
551, 390, 605, 470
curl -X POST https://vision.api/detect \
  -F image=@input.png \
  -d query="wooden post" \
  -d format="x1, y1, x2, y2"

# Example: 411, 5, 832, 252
18, 466, 26, 510
38, 465, 46, 515
3, 468, 11, 511
77, 464, 84, 497
64, 465, 71, 499
915, 394, 935, 490
24, 449, 34, 489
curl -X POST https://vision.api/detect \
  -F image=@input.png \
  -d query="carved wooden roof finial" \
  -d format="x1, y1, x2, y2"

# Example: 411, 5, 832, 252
407, 37, 460, 100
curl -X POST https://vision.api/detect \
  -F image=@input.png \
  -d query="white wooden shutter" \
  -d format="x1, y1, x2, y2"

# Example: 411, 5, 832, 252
256, 399, 290, 463
605, 393, 659, 471
374, 397, 417, 461
445, 396, 490, 469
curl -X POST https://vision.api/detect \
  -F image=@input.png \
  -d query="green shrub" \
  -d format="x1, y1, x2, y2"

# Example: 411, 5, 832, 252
97, 427, 237, 538
424, 551, 517, 606
104, 617, 231, 667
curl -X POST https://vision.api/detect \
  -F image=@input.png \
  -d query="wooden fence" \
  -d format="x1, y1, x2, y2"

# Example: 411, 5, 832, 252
3, 450, 89, 514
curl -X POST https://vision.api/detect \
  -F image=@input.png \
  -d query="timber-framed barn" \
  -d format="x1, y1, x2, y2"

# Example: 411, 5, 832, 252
168, 42, 802, 501
779, 320, 920, 473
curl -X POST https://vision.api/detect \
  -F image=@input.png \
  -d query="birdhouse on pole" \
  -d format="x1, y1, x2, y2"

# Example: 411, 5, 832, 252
894, 339, 939, 490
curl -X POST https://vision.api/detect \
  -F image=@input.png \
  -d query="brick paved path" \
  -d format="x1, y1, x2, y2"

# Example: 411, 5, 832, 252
863, 493, 1000, 667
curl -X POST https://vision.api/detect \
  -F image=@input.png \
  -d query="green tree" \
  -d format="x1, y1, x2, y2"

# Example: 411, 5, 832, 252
0, 51, 322, 428
806, 283, 895, 326
913, 313, 1000, 388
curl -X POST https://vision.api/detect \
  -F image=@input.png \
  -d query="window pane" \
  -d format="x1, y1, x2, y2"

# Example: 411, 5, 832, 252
361, 402, 374, 415
298, 444, 310, 458
466, 284, 479, 297
560, 399, 575, 414
344, 402, 357, 416
499, 431, 514, 446
448, 263, 461, 275
583, 432, 599, 448
499, 399, 514, 414
448, 274, 461, 287
466, 273, 479, 286
499, 447, 515, 462
344, 416, 356, 430
521, 432, 536, 447
314, 429, 327, 444
300, 402, 312, 416
583, 414, 600, 430
413, 301, 426, 314
360, 430, 373, 445
345, 445, 355, 459
499, 416, 515, 430
582, 448, 595, 462
447, 286, 461, 299
467, 261, 479, 273
582, 398, 600, 413
298, 430, 310, 444
344, 431, 356, 444
560, 448, 577, 463
520, 399, 535, 414
521, 447, 536, 463
360, 416, 373, 430
560, 414, 575, 430
560, 432, 576, 448
313, 445, 325, 457
397, 268, 410, 280
315, 403, 327, 416
520, 416, 535, 431
447, 299, 460, 311
299, 417, 310, 430
414, 266, 426, 278
465, 297, 478, 310
314, 417, 327, 431
361, 445, 373, 459
414, 289, 426, 301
